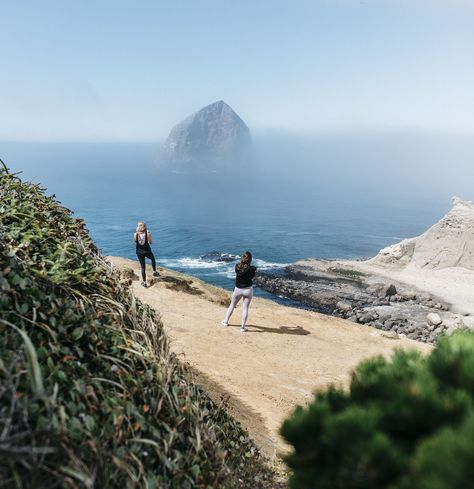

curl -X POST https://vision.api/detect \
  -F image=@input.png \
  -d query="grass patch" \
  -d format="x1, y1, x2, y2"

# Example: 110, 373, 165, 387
0, 163, 282, 488
328, 267, 367, 279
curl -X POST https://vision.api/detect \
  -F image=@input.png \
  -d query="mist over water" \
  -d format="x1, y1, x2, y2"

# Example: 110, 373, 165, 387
2, 132, 473, 290
254, 130, 474, 203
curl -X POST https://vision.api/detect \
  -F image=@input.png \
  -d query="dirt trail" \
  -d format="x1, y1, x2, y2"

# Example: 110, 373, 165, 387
109, 257, 431, 458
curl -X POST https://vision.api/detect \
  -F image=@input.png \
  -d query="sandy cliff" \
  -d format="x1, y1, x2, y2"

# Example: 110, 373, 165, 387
109, 256, 430, 458
351, 197, 474, 315
370, 197, 474, 270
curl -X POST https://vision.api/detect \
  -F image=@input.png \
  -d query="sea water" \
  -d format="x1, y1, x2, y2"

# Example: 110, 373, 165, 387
2, 141, 448, 294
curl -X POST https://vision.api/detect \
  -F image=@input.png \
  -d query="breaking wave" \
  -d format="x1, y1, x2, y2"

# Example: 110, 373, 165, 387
159, 252, 288, 280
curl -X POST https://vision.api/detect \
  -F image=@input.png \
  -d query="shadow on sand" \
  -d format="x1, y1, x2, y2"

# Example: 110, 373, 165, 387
228, 324, 311, 336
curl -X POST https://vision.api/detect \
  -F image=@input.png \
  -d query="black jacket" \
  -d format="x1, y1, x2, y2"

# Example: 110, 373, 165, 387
235, 264, 256, 288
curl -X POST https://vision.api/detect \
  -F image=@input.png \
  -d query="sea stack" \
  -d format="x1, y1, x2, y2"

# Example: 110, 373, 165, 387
161, 100, 253, 172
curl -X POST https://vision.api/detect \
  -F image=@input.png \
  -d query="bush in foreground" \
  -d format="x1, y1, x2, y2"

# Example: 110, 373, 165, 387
0, 164, 279, 488
281, 330, 474, 489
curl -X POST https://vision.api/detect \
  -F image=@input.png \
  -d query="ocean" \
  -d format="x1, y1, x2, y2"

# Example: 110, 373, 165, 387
2, 141, 452, 296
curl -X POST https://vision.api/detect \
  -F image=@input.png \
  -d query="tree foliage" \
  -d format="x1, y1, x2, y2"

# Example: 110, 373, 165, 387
281, 331, 474, 489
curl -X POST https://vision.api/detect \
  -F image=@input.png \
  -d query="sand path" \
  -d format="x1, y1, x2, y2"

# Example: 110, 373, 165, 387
109, 257, 431, 458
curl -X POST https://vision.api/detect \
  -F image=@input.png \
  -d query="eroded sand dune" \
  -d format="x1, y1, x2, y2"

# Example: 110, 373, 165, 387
108, 256, 430, 458
354, 197, 474, 315
298, 197, 474, 316
370, 197, 474, 270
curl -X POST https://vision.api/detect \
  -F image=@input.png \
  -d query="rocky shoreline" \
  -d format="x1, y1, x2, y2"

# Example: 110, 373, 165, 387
255, 260, 468, 343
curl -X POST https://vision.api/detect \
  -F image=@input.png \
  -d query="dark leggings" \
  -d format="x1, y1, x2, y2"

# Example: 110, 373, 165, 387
137, 251, 156, 281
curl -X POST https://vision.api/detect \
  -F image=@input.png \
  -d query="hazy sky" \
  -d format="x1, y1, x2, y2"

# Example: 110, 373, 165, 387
2, 0, 473, 141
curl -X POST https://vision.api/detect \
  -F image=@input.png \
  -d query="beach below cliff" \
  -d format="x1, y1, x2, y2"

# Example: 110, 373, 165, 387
108, 256, 430, 458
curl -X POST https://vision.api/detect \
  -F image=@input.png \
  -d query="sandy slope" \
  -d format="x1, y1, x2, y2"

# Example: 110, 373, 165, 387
108, 256, 430, 458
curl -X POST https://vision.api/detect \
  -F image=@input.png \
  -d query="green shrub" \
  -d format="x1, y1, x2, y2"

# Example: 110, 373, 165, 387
281, 331, 474, 489
0, 163, 280, 488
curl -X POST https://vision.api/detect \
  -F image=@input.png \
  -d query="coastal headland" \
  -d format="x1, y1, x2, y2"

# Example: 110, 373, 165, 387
256, 197, 474, 344
108, 256, 431, 457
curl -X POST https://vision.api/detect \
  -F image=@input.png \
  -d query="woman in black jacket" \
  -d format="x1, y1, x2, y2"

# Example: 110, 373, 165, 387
221, 251, 256, 332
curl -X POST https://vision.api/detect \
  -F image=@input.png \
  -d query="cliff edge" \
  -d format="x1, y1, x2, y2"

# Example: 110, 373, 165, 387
0, 163, 278, 488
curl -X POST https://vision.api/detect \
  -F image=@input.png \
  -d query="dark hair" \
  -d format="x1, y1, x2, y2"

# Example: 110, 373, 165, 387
236, 251, 252, 271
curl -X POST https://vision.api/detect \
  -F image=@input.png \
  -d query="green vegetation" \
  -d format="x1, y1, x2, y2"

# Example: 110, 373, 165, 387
281, 330, 474, 489
0, 163, 280, 488
328, 267, 367, 279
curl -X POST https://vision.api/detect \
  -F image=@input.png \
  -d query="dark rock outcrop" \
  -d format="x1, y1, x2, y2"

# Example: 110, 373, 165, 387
254, 263, 460, 344
161, 100, 253, 172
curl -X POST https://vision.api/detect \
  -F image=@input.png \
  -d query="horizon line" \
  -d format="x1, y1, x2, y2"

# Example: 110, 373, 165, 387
2, 125, 474, 145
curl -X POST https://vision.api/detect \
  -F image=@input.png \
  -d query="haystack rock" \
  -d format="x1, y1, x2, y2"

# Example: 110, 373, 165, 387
161, 100, 253, 172
370, 197, 474, 270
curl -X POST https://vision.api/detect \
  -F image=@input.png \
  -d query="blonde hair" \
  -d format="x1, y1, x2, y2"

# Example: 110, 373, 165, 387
136, 221, 147, 233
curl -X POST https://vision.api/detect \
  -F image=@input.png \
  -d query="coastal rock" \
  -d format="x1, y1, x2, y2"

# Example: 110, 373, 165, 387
336, 300, 353, 313
357, 311, 379, 324
367, 283, 397, 298
200, 252, 239, 263
385, 284, 397, 297
401, 291, 417, 301
255, 263, 459, 344
370, 197, 474, 271
427, 313, 442, 327
161, 100, 253, 172
404, 324, 416, 334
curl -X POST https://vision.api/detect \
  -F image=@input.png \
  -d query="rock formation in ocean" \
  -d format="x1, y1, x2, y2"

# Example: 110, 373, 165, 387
161, 100, 253, 172
370, 197, 474, 270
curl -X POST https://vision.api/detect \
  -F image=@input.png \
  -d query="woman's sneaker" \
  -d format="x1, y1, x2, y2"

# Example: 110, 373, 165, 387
241, 326, 247, 333
220, 320, 228, 327
153, 271, 160, 277
141, 281, 148, 288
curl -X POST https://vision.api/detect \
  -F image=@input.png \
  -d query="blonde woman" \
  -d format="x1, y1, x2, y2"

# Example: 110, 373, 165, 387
134, 221, 159, 287
221, 251, 256, 332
